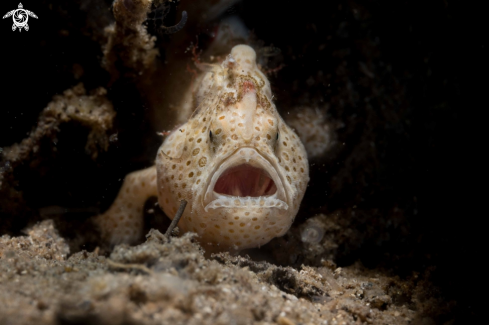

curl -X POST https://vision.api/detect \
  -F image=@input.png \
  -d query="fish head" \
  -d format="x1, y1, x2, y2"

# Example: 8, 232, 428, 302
156, 45, 309, 251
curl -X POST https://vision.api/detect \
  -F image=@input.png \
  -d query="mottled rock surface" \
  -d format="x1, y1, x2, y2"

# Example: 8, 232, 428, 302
0, 222, 443, 325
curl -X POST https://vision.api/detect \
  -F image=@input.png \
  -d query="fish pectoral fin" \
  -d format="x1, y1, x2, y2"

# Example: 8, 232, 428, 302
93, 166, 158, 247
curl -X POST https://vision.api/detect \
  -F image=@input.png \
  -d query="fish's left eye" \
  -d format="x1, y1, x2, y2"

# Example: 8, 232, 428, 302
209, 130, 213, 141
276, 132, 279, 141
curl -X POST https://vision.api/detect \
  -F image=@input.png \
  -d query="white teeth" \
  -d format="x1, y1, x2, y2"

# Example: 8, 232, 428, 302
205, 195, 288, 212
203, 147, 288, 211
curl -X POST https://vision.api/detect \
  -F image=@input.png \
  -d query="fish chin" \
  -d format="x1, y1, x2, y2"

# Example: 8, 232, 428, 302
203, 148, 288, 212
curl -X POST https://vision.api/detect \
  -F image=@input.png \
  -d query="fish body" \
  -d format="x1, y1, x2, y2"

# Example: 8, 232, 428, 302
96, 45, 309, 251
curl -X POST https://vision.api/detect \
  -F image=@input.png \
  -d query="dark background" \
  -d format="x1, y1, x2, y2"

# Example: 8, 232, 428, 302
0, 0, 485, 322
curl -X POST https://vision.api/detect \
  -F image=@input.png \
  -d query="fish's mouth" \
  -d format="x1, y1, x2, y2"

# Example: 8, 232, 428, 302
204, 148, 288, 211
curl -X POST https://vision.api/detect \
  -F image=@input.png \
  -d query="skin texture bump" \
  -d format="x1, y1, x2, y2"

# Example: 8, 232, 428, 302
95, 45, 309, 251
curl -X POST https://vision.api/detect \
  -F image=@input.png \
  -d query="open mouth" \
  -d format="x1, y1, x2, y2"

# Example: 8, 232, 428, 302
204, 148, 288, 211
214, 165, 277, 197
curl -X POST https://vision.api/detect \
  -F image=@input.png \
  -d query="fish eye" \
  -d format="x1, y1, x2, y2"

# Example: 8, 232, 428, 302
209, 130, 213, 141
276, 132, 279, 141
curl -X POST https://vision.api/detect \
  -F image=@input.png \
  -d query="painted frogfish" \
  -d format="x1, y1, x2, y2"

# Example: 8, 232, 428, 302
95, 45, 310, 251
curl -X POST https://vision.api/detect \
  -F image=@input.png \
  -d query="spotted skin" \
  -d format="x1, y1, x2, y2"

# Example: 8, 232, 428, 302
95, 166, 157, 245
95, 45, 309, 251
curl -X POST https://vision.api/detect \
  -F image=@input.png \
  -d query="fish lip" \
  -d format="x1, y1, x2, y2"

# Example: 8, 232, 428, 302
203, 147, 288, 212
